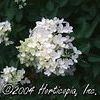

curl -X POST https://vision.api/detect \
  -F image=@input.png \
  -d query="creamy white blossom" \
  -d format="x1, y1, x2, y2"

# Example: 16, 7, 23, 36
17, 17, 82, 76
1, 66, 25, 85
14, 0, 27, 9
0, 21, 13, 45
0, 78, 6, 93
20, 77, 31, 85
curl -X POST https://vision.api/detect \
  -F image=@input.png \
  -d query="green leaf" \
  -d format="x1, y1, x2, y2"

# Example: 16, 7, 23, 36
94, 39, 100, 49
88, 55, 100, 62
76, 17, 98, 38
75, 18, 88, 38
51, 8, 58, 17
92, 64, 100, 77
79, 60, 91, 68
15, 10, 23, 22
85, 17, 99, 38
71, 0, 84, 6
6, 7, 16, 20
14, 25, 26, 33
59, 0, 68, 7
55, 0, 68, 7
78, 42, 91, 53
46, 0, 54, 11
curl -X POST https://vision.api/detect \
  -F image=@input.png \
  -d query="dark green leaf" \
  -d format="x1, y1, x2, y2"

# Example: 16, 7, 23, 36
94, 40, 100, 49
46, 0, 54, 11
78, 42, 91, 53
76, 17, 98, 38
15, 11, 23, 22
5, 7, 16, 20
88, 55, 100, 62
92, 64, 100, 77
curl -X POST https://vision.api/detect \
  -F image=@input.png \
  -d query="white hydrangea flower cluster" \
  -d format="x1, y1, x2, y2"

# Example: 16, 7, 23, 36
14, 0, 27, 9
0, 21, 13, 46
17, 17, 82, 76
1, 66, 25, 85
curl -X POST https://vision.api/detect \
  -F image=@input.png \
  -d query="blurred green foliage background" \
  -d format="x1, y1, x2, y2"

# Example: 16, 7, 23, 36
0, 0, 100, 100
